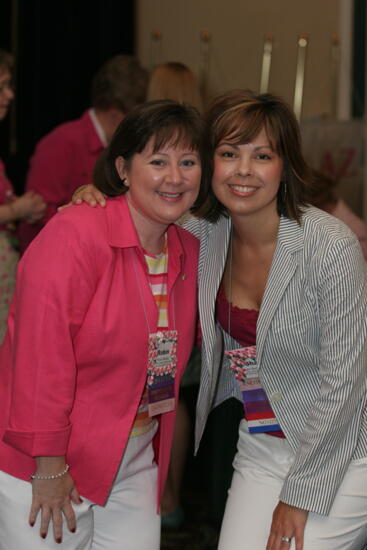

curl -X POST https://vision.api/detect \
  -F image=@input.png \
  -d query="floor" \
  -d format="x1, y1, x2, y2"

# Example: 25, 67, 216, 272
160, 393, 243, 550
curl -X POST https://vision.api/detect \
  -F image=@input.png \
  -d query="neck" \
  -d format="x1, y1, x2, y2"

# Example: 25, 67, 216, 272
95, 108, 124, 144
126, 197, 169, 255
231, 208, 280, 248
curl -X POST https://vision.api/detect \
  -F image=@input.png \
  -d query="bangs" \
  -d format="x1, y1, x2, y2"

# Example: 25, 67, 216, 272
150, 123, 201, 152
213, 103, 280, 153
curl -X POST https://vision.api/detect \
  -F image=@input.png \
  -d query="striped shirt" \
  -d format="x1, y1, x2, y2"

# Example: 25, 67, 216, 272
130, 242, 169, 437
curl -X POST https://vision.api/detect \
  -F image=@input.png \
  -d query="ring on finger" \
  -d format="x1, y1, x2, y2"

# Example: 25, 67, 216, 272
280, 536, 292, 543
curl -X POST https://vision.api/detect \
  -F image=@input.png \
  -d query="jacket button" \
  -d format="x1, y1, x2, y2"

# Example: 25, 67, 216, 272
271, 392, 282, 402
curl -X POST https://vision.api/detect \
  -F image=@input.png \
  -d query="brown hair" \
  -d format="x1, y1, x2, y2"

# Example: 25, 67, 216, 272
0, 49, 13, 74
147, 62, 203, 112
94, 99, 206, 209
91, 55, 148, 113
194, 89, 310, 222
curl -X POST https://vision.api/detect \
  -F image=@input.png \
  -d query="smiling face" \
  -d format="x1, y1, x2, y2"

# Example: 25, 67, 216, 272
212, 127, 283, 220
115, 136, 201, 229
0, 69, 14, 121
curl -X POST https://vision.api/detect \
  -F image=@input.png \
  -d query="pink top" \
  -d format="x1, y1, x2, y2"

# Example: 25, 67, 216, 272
0, 195, 199, 507
216, 283, 285, 438
18, 110, 105, 251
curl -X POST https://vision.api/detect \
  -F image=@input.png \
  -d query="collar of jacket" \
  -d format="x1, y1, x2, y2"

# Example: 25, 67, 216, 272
105, 194, 186, 275
83, 110, 106, 154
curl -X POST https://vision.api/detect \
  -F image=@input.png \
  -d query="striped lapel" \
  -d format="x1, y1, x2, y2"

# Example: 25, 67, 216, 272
257, 216, 303, 364
199, 215, 232, 380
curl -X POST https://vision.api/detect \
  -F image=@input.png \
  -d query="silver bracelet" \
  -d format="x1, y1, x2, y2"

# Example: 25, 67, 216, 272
30, 463, 69, 480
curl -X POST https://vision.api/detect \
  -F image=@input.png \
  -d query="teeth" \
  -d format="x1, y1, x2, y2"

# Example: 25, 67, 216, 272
158, 192, 181, 198
229, 185, 256, 193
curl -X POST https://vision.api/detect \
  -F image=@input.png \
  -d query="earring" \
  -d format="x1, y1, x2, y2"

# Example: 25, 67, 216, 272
282, 180, 287, 199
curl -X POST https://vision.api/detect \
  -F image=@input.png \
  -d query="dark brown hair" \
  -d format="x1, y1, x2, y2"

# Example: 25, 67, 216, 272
94, 99, 206, 208
194, 89, 310, 222
91, 55, 148, 113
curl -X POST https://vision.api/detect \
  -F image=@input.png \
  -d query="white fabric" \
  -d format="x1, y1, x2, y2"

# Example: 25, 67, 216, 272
218, 421, 367, 550
0, 424, 160, 550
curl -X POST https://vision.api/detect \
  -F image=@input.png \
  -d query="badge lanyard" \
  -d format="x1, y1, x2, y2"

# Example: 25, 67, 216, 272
225, 230, 281, 433
131, 248, 178, 417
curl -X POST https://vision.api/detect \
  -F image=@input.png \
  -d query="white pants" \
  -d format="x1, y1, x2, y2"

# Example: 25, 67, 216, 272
0, 424, 160, 549
218, 420, 367, 550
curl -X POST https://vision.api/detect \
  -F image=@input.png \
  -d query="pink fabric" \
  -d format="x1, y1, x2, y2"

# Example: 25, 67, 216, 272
18, 111, 105, 251
216, 283, 258, 347
331, 199, 367, 260
0, 195, 199, 507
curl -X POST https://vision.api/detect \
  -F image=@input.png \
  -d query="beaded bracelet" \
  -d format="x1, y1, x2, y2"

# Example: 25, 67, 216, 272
30, 464, 69, 480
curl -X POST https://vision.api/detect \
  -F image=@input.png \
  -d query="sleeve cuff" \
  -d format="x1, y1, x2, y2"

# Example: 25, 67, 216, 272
3, 425, 71, 457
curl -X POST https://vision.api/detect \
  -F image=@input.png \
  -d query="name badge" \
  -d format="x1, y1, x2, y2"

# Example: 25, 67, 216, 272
225, 346, 281, 434
147, 330, 178, 416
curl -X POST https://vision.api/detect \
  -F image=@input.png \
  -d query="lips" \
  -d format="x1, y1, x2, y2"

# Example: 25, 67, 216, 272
229, 184, 257, 193
157, 191, 182, 199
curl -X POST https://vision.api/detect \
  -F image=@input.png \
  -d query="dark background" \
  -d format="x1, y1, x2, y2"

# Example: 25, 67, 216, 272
0, 0, 135, 193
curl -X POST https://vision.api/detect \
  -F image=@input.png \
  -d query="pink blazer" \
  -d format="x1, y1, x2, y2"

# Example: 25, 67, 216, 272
0, 196, 199, 506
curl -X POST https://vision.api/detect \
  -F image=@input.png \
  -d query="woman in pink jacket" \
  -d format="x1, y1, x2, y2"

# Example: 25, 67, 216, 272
0, 100, 204, 549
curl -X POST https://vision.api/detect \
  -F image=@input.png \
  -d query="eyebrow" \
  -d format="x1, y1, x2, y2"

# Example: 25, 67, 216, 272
218, 141, 273, 151
149, 150, 199, 157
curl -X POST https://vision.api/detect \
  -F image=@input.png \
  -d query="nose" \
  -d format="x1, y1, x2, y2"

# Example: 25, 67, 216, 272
166, 162, 182, 185
237, 153, 252, 176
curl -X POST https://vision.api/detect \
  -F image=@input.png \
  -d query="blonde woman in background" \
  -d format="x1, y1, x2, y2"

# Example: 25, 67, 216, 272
148, 62, 203, 113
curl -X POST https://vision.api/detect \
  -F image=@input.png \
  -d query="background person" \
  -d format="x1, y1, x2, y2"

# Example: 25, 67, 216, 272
18, 54, 148, 251
148, 61, 203, 112
0, 49, 45, 342
0, 100, 204, 550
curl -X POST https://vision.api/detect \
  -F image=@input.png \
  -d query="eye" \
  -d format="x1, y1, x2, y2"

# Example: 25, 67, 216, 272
256, 153, 272, 160
219, 150, 236, 159
150, 159, 166, 166
181, 158, 198, 167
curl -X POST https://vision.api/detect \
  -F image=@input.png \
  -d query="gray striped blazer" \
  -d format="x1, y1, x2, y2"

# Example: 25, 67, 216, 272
184, 206, 367, 515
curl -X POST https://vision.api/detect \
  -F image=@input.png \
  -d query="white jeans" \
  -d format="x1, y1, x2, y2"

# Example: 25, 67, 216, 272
0, 424, 160, 549
218, 420, 367, 550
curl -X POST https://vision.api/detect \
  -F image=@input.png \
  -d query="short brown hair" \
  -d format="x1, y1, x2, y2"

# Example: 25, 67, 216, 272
94, 99, 205, 209
194, 89, 310, 222
147, 62, 203, 112
91, 55, 148, 113
0, 49, 13, 74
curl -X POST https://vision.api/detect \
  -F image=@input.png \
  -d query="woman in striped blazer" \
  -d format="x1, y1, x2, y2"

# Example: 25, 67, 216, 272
72, 90, 367, 550
185, 90, 367, 550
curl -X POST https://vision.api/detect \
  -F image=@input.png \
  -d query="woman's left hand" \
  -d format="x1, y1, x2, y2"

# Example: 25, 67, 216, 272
266, 502, 308, 550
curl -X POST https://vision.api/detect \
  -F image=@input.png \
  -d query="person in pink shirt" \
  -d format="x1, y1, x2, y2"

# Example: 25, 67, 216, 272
0, 100, 204, 550
0, 49, 45, 342
18, 55, 148, 251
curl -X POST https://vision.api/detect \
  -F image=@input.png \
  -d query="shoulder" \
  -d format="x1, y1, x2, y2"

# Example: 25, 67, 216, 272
34, 202, 109, 251
35, 113, 88, 151
295, 207, 365, 277
300, 206, 356, 241
181, 214, 218, 241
